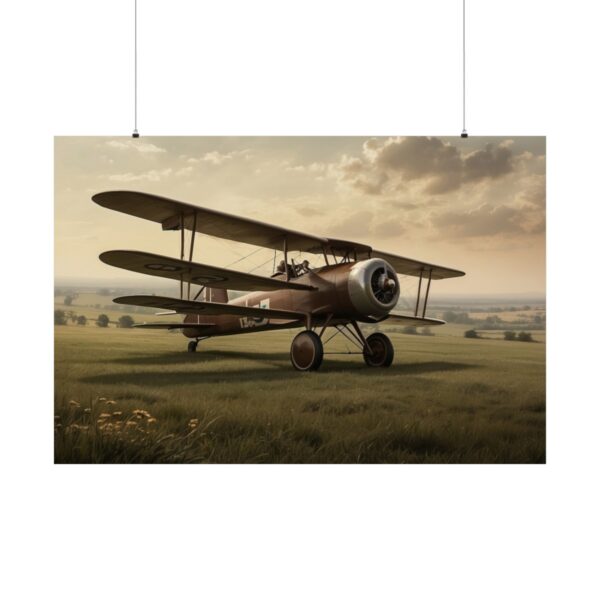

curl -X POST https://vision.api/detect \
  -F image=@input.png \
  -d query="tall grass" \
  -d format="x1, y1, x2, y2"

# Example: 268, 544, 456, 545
54, 324, 546, 463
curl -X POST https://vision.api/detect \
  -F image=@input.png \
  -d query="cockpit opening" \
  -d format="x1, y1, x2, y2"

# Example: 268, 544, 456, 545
272, 259, 312, 279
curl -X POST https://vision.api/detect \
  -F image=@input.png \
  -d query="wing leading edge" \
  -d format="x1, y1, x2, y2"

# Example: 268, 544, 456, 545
93, 190, 327, 253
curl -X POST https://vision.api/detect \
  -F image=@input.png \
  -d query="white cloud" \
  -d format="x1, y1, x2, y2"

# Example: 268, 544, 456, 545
175, 166, 194, 177
107, 168, 173, 182
187, 149, 253, 166
105, 140, 166, 154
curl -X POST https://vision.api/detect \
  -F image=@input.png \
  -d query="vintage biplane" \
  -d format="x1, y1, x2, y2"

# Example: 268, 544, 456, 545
93, 190, 464, 371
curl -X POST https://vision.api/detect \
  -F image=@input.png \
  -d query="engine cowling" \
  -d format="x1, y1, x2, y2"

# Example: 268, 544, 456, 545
347, 258, 400, 318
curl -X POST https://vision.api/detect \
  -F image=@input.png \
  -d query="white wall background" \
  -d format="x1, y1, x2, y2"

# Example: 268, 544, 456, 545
1, 1, 599, 599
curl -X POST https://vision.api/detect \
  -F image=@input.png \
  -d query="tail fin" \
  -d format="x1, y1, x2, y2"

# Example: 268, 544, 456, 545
205, 287, 228, 303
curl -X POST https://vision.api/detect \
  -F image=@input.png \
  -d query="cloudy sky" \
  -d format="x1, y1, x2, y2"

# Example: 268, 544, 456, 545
55, 136, 545, 296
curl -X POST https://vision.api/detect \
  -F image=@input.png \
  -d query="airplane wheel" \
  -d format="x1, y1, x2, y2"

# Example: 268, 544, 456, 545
363, 333, 394, 367
290, 331, 324, 371
187, 340, 198, 353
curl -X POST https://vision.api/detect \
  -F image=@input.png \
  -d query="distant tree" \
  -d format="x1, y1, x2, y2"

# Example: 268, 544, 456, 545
402, 326, 418, 335
517, 331, 533, 342
66, 310, 77, 323
98, 288, 110, 296
446, 311, 473, 324
523, 305, 531, 311
76, 315, 87, 326
118, 315, 135, 328
421, 327, 434, 336
54, 309, 67, 325
504, 330, 516, 341
54, 288, 64, 297
96, 314, 110, 328
64, 295, 74, 306
534, 315, 542, 324
464, 329, 479, 339
485, 315, 503, 325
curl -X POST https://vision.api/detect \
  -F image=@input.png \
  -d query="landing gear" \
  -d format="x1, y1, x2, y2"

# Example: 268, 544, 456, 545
187, 340, 198, 353
363, 332, 394, 367
289, 320, 394, 371
290, 331, 324, 371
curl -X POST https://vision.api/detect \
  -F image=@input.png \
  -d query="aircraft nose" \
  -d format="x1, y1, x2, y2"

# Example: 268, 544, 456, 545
379, 274, 396, 291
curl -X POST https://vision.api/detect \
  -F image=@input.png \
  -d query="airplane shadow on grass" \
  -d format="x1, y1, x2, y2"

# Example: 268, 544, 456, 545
80, 350, 477, 387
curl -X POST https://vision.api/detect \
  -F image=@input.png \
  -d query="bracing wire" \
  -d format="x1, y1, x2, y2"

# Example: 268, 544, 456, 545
461, 0, 468, 138
132, 0, 139, 138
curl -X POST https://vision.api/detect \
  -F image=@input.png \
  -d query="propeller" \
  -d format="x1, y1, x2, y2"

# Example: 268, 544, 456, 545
370, 266, 398, 304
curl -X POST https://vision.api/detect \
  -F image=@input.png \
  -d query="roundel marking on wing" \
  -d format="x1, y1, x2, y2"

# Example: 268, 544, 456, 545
191, 275, 227, 284
145, 263, 182, 272
163, 302, 205, 311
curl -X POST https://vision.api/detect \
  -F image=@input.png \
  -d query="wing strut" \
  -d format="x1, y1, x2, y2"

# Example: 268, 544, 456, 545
176, 211, 200, 300
414, 268, 433, 318
283, 237, 289, 282
179, 213, 184, 299
187, 212, 197, 299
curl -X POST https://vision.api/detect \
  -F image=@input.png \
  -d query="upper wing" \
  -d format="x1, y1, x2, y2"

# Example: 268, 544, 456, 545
93, 191, 464, 278
93, 190, 327, 252
382, 314, 446, 327
371, 250, 465, 280
114, 295, 305, 321
100, 250, 316, 291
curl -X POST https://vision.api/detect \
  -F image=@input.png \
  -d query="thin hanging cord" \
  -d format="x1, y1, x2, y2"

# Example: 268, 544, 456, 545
132, 0, 139, 138
461, 0, 468, 138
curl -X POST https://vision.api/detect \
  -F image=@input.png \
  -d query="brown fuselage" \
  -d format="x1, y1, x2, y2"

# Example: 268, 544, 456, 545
182, 262, 365, 339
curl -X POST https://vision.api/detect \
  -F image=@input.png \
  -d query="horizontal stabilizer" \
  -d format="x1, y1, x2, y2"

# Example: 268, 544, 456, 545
382, 314, 446, 327
134, 322, 214, 330
100, 250, 316, 292
115, 295, 305, 322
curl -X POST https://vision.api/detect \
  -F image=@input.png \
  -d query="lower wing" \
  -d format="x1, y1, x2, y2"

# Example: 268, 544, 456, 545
133, 322, 215, 330
115, 295, 305, 321
381, 314, 446, 327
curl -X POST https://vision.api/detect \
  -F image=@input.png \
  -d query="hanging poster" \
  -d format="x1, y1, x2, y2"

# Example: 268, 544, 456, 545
55, 136, 546, 463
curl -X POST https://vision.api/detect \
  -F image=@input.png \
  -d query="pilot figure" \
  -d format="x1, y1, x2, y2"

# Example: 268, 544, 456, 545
276, 259, 287, 274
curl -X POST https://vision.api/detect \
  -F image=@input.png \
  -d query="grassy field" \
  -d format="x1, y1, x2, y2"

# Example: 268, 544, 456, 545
54, 317, 546, 464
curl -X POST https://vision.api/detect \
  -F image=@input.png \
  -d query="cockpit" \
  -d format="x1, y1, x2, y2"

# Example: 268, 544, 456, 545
272, 259, 311, 279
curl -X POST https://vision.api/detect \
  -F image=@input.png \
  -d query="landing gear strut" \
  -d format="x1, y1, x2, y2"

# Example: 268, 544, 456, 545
187, 340, 198, 353
289, 320, 394, 370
